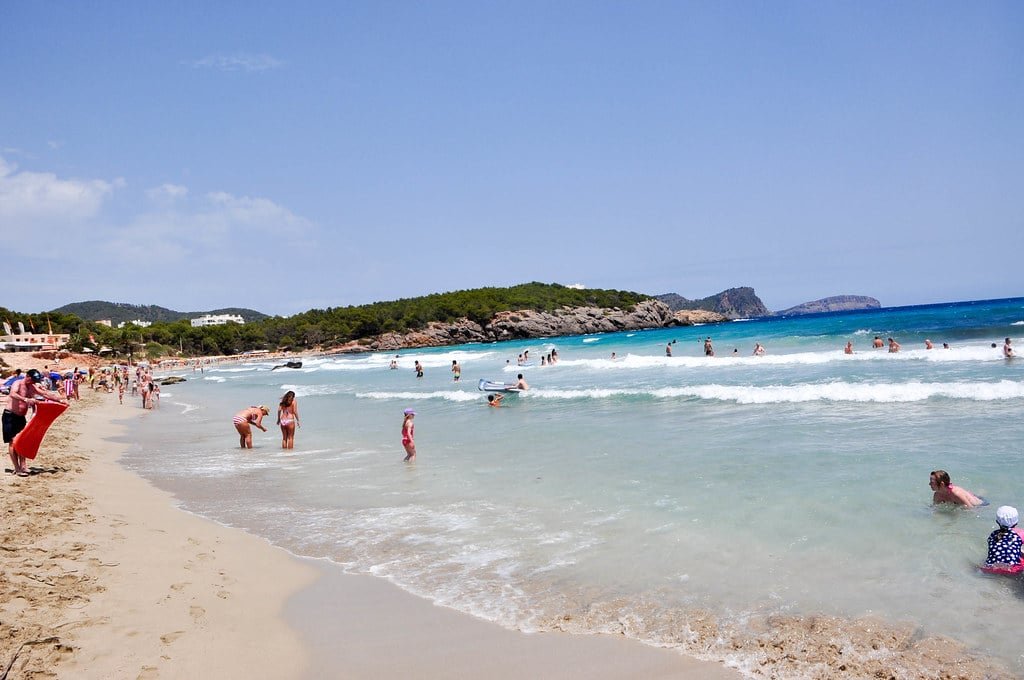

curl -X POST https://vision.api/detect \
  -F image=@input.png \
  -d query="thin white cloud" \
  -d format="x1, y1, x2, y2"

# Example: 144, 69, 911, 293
186, 53, 283, 72
108, 190, 314, 263
146, 183, 189, 202
0, 155, 117, 222
47, 140, 64, 150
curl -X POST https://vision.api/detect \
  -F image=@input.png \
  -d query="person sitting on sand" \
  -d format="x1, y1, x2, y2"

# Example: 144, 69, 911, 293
513, 374, 529, 390
930, 469, 984, 507
986, 506, 1024, 568
233, 405, 269, 449
487, 394, 504, 407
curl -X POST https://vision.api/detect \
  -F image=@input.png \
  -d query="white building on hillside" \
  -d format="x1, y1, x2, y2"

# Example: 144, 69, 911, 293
117, 319, 152, 328
191, 314, 245, 327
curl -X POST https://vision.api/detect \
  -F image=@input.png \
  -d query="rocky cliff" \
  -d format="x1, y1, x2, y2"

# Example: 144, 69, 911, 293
775, 295, 881, 316
656, 287, 769, 319
329, 300, 727, 352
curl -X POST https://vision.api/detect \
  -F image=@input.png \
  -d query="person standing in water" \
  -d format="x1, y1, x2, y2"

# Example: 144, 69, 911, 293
929, 469, 984, 507
844, 341, 854, 354
232, 405, 269, 449
277, 390, 300, 449
414, 361, 424, 378
1004, 338, 1014, 358
451, 360, 461, 381
401, 408, 416, 462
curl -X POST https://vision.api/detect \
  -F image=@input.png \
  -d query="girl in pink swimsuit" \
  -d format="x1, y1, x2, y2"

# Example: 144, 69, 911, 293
277, 391, 299, 450
401, 409, 416, 462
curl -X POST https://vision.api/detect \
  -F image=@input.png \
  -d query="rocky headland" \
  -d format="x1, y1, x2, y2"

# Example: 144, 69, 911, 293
328, 300, 727, 353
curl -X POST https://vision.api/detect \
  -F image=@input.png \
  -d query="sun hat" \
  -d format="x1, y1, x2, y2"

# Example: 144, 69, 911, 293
259, 405, 270, 414
403, 408, 416, 415
996, 505, 1019, 528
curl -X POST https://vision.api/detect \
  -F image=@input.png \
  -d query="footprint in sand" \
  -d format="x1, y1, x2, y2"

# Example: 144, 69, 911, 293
195, 552, 213, 562
137, 665, 159, 679
189, 605, 206, 621
216, 590, 230, 600
160, 631, 185, 644
169, 582, 189, 592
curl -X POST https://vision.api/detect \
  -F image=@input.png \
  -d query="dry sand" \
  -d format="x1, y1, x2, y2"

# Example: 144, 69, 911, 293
1, 361, 743, 679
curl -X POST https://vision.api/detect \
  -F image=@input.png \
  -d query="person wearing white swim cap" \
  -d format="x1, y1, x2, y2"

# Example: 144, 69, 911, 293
986, 506, 1024, 568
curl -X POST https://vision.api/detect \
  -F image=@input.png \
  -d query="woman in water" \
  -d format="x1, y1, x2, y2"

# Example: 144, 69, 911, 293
929, 469, 984, 507
233, 405, 269, 449
277, 391, 300, 449
401, 408, 416, 462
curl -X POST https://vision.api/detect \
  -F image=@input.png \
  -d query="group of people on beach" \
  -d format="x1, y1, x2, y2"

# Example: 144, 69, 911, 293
930, 470, 1024, 574
232, 390, 300, 450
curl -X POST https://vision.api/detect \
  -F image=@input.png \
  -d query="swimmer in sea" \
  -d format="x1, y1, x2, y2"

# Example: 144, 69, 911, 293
986, 506, 1024, 569
233, 405, 269, 449
888, 337, 901, 353
665, 343, 672, 357
401, 408, 416, 462
844, 341, 854, 354
929, 469, 984, 507
451, 360, 461, 381
487, 394, 503, 407
873, 336, 884, 348
513, 374, 529, 390
753, 343, 765, 356
1004, 338, 1014, 358
925, 339, 934, 350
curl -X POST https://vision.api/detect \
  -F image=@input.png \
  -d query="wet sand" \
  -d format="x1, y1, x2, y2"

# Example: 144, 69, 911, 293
0, 374, 742, 679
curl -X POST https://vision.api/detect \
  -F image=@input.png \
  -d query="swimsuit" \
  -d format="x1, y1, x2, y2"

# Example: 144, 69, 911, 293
402, 423, 414, 445
233, 412, 257, 426
987, 529, 1024, 566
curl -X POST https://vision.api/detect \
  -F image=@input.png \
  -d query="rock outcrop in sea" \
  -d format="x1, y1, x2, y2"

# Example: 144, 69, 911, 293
329, 300, 727, 352
775, 295, 881, 316
656, 287, 769, 319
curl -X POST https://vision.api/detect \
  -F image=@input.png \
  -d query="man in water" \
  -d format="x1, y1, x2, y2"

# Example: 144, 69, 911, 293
1004, 338, 1014, 358
451, 360, 461, 381
888, 337, 901, 353
665, 344, 672, 357
844, 341, 854, 354
704, 337, 714, 356
873, 336, 884, 348
5, 368, 68, 476
513, 374, 529, 390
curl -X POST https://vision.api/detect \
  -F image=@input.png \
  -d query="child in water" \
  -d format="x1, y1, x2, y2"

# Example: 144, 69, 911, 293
401, 408, 416, 462
986, 506, 1024, 569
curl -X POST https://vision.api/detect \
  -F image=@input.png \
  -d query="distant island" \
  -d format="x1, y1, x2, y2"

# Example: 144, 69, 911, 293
774, 295, 881, 317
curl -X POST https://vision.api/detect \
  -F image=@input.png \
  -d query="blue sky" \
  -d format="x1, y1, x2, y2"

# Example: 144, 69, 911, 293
2, 2, 1022, 316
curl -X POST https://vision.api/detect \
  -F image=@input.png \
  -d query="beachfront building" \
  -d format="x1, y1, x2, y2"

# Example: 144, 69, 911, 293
191, 314, 245, 327
0, 323, 70, 351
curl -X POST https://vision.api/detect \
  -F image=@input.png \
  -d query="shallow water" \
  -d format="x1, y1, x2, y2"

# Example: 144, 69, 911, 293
125, 297, 1024, 676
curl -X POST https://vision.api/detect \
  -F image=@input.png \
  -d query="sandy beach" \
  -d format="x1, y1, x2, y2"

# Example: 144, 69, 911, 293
1, 354, 742, 679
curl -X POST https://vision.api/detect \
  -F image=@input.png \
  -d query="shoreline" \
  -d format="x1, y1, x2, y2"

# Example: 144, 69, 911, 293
1, 366, 743, 678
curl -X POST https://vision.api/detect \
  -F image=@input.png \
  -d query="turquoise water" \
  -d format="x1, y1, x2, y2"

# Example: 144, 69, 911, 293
126, 297, 1024, 675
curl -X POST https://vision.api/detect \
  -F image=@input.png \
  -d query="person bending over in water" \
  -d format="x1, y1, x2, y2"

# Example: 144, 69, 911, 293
401, 409, 416, 462
233, 405, 269, 449
986, 506, 1024, 569
277, 391, 300, 449
930, 469, 984, 507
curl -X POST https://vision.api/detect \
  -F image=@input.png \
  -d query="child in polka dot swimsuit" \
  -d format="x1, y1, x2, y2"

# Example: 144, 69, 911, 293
986, 506, 1024, 568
